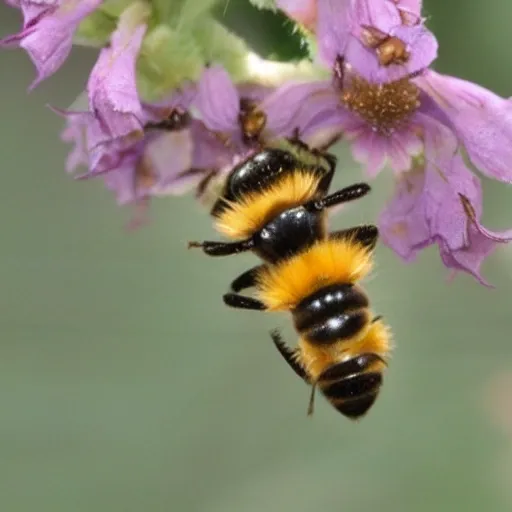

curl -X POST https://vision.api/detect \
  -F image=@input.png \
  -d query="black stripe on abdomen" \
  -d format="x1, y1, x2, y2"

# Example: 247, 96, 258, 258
303, 310, 369, 345
333, 391, 380, 419
320, 372, 382, 400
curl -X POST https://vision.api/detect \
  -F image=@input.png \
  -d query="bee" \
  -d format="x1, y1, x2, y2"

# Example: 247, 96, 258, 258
261, 242, 390, 419
189, 144, 391, 420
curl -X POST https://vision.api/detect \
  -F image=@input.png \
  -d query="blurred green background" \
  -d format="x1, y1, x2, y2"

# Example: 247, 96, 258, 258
2, 1, 512, 511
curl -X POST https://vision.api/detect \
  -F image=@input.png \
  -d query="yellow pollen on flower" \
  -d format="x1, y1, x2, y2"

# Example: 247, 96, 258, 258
239, 98, 267, 141
340, 75, 421, 134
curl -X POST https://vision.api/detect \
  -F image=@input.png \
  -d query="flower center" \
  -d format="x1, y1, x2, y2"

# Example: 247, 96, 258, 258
340, 75, 421, 135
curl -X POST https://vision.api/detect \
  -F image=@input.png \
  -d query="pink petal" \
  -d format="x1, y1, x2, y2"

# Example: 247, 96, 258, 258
195, 65, 240, 133
349, 129, 388, 177
143, 82, 197, 115
296, 82, 356, 146
60, 114, 87, 173
2, 0, 101, 89
261, 80, 334, 139
396, 0, 422, 18
379, 168, 431, 261
418, 70, 512, 183
144, 130, 193, 190
423, 154, 478, 251
316, 0, 352, 67
189, 121, 234, 170
51, 106, 144, 175
6, 0, 60, 31
387, 136, 414, 172
87, 18, 147, 141
104, 156, 141, 206
344, 24, 437, 83
346, 119, 422, 176
352, 0, 401, 31
237, 82, 273, 103
438, 229, 496, 287
417, 111, 458, 165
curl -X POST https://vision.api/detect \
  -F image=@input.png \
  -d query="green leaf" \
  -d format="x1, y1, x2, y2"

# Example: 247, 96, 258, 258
213, 0, 309, 62
247, 0, 277, 10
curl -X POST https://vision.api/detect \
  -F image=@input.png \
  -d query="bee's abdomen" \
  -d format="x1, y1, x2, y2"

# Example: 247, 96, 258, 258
293, 283, 370, 345
317, 353, 384, 419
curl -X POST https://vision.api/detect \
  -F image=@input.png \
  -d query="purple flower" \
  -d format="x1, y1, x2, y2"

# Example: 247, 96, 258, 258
101, 117, 243, 229
103, 129, 195, 205
316, 0, 437, 82
55, 86, 196, 177
417, 70, 512, 183
100, 131, 192, 231
1, 0, 102, 89
379, 154, 512, 285
58, 87, 229, 212
60, 109, 88, 173
396, 0, 422, 18
52, 108, 137, 175
297, 64, 454, 176
187, 119, 236, 171
295, 54, 512, 184
195, 65, 315, 153
196, 66, 241, 135
3, 0, 59, 33
87, 9, 147, 148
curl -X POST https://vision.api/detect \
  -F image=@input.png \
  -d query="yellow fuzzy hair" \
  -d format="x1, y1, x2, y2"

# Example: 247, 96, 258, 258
297, 318, 392, 382
214, 170, 323, 239
257, 238, 373, 311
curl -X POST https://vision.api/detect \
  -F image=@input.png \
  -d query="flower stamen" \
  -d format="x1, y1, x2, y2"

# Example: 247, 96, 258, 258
239, 97, 267, 142
340, 75, 421, 134
360, 26, 410, 67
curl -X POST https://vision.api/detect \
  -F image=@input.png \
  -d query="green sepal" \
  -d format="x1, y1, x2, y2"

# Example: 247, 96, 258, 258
136, 24, 203, 102
213, 1, 309, 61
152, 0, 221, 25
98, 0, 137, 18
191, 18, 250, 81
74, 9, 117, 47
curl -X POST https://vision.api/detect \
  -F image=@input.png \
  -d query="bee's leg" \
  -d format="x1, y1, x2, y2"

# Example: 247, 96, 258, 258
270, 329, 308, 382
315, 153, 337, 195
307, 383, 317, 417
229, 265, 264, 292
223, 293, 266, 311
188, 238, 253, 257
330, 225, 379, 251
310, 183, 371, 211
271, 329, 315, 416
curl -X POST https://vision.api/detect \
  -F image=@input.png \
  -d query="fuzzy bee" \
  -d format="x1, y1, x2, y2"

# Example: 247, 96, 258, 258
190, 144, 391, 419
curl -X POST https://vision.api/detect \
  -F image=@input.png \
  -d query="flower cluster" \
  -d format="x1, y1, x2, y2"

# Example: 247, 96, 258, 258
3, 0, 512, 284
